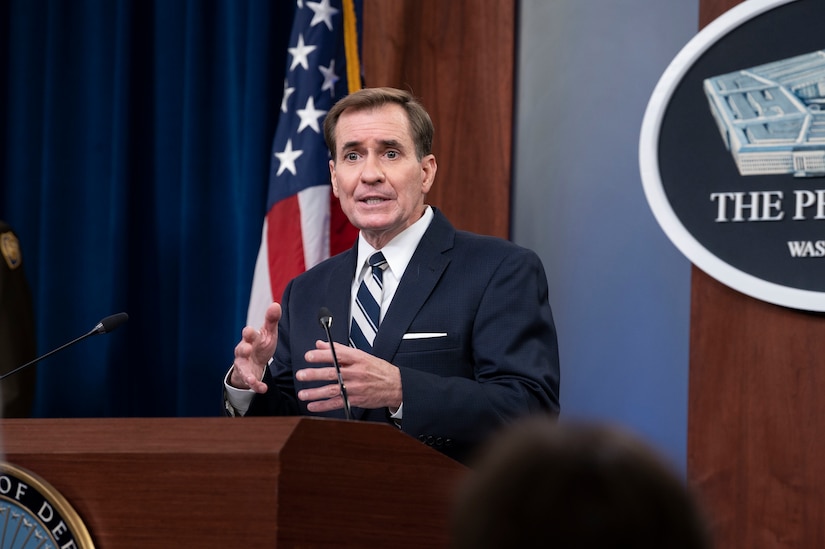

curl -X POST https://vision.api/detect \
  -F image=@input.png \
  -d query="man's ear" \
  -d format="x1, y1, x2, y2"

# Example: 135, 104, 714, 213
329, 160, 339, 197
421, 154, 437, 193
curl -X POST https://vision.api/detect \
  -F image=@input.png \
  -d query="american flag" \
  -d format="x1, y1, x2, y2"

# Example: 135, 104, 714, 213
247, 0, 361, 327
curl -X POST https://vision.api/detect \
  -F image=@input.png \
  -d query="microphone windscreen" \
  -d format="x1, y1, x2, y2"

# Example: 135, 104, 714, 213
318, 307, 333, 327
99, 312, 129, 333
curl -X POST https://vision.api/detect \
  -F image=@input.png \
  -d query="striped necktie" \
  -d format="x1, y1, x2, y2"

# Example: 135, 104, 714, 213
350, 251, 388, 351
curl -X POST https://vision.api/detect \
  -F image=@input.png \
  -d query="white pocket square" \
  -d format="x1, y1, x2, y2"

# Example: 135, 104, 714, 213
402, 332, 448, 340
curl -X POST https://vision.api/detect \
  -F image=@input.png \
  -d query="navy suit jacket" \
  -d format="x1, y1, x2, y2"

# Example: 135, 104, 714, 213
247, 208, 560, 463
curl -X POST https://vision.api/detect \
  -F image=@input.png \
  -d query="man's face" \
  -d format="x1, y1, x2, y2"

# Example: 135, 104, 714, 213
329, 103, 436, 249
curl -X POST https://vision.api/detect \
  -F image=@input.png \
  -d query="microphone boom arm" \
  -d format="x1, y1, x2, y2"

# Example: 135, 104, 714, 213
318, 308, 352, 420
0, 312, 129, 382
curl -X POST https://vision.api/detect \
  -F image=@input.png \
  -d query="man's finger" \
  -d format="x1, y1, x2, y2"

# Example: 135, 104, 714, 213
247, 376, 269, 394
306, 395, 344, 413
296, 366, 338, 382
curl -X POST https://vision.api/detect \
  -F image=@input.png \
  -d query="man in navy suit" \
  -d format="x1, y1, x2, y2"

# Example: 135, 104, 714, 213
225, 87, 559, 463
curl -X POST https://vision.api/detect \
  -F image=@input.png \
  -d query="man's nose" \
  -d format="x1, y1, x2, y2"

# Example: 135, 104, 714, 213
360, 154, 384, 183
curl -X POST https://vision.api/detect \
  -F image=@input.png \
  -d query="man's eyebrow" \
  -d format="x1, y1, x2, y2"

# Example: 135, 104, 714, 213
340, 139, 404, 150
378, 139, 403, 149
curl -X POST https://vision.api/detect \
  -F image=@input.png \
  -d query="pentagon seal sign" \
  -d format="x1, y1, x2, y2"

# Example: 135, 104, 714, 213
704, 49, 825, 178
0, 462, 94, 548
640, 0, 825, 312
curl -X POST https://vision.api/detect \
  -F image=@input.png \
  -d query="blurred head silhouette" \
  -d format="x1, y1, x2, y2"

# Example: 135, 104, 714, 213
452, 417, 711, 549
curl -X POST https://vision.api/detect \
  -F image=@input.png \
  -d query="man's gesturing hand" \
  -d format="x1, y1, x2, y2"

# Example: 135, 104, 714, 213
229, 302, 282, 393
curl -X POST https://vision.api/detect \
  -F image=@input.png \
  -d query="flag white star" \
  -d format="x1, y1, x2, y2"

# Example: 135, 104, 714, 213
274, 139, 304, 176
307, 0, 339, 31
296, 96, 328, 134
288, 34, 317, 71
281, 79, 296, 113
319, 59, 339, 95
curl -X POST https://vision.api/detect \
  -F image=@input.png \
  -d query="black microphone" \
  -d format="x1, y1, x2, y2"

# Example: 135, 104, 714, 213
318, 307, 352, 420
0, 312, 129, 381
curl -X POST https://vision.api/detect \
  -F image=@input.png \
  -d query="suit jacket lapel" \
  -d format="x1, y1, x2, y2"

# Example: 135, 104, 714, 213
325, 252, 356, 344
372, 209, 454, 361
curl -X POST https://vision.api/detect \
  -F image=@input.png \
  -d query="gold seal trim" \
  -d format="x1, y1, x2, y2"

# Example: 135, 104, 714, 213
0, 461, 96, 548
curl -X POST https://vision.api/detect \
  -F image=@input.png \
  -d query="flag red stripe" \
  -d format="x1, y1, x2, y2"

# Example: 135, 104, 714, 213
266, 195, 306, 302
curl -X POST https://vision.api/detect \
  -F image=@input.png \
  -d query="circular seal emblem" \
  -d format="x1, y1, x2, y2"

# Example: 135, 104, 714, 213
0, 462, 94, 548
640, 0, 825, 311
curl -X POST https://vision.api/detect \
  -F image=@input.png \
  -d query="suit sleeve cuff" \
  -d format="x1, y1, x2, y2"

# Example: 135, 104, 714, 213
223, 365, 255, 416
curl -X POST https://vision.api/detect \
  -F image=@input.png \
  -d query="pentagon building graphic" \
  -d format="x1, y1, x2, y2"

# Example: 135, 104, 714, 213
704, 50, 825, 178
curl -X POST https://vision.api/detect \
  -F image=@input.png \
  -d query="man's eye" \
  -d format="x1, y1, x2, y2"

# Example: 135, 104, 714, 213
345, 152, 359, 161
386, 151, 398, 159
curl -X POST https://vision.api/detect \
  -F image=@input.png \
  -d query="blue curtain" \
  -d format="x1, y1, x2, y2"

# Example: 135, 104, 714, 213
0, 0, 295, 417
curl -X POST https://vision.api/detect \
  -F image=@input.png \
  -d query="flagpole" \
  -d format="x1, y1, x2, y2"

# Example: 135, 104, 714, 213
342, 0, 362, 93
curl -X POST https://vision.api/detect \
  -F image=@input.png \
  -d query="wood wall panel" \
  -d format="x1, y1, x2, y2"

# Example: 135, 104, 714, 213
699, 0, 741, 25
691, 1, 825, 547
362, 0, 514, 239
690, 269, 825, 547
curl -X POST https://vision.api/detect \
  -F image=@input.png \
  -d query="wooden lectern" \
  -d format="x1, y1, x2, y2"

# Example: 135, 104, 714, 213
0, 417, 467, 548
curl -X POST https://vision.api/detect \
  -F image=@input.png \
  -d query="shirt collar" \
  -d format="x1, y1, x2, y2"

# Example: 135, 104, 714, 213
356, 205, 434, 279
